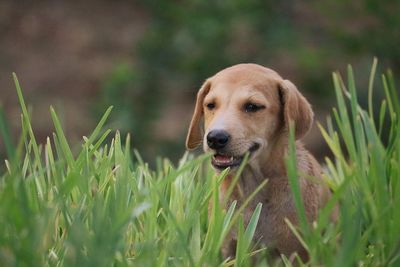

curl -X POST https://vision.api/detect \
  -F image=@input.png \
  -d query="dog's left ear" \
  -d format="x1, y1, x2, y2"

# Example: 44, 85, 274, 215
279, 79, 314, 140
186, 80, 211, 150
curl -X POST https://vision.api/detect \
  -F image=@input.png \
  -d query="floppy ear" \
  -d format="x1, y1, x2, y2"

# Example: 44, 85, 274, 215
186, 80, 211, 150
279, 79, 314, 140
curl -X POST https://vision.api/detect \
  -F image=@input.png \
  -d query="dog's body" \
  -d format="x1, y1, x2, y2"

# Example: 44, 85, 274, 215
186, 64, 334, 261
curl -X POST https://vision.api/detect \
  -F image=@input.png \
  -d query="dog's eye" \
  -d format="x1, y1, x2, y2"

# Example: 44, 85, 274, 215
244, 103, 265, 113
206, 102, 216, 110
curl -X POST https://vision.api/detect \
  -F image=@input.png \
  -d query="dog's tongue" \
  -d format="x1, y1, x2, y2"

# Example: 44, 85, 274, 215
214, 154, 233, 164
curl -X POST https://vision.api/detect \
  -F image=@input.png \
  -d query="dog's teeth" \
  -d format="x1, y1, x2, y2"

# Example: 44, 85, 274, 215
230, 156, 234, 161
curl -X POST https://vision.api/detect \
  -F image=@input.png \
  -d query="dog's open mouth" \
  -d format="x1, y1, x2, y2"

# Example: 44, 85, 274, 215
212, 154, 244, 168
211, 143, 261, 169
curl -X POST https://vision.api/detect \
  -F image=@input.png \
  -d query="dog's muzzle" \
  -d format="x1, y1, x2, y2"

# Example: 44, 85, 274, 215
211, 142, 261, 170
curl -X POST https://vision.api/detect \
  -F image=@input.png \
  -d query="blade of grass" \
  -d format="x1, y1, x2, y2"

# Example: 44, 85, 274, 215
13, 73, 44, 180
50, 106, 75, 169
368, 58, 378, 119
286, 122, 309, 235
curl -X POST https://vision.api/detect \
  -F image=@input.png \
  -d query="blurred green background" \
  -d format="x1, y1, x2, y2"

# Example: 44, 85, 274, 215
0, 0, 399, 164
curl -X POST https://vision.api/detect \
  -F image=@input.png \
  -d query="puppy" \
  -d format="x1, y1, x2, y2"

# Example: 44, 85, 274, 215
185, 63, 335, 261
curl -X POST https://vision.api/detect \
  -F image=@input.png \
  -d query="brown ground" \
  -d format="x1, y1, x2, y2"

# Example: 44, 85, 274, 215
0, 1, 147, 152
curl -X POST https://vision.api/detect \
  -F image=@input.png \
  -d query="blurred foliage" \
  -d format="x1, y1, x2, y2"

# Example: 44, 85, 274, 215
98, 0, 399, 162
314, 0, 400, 71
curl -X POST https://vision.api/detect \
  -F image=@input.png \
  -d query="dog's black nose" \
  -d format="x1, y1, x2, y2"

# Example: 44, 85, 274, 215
207, 130, 230, 149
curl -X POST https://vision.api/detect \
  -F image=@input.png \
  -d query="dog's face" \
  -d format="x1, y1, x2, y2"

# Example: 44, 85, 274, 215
201, 69, 282, 170
186, 64, 313, 172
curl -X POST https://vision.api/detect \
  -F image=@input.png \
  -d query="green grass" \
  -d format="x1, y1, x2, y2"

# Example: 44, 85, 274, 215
1, 60, 400, 266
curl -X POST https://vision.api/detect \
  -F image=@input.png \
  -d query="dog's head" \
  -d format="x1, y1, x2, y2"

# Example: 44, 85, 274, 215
186, 64, 313, 171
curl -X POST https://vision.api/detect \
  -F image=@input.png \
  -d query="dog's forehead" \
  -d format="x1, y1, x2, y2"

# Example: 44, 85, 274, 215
213, 64, 281, 81
211, 64, 282, 88
208, 64, 282, 99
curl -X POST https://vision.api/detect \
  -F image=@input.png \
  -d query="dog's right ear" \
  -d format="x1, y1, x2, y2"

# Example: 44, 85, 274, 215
186, 80, 211, 150
279, 79, 314, 140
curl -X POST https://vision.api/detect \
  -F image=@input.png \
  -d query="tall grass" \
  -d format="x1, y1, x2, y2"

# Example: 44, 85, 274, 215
287, 59, 400, 267
0, 74, 262, 267
0, 61, 399, 266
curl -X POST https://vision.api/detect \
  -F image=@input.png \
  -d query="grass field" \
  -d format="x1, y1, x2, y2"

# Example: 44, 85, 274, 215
0, 60, 399, 266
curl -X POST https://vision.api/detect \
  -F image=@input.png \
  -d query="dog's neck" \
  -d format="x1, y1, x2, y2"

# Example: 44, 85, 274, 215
229, 134, 301, 203
219, 132, 306, 206
257, 134, 290, 177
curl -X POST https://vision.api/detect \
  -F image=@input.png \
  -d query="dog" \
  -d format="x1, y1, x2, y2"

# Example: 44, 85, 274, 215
185, 63, 335, 261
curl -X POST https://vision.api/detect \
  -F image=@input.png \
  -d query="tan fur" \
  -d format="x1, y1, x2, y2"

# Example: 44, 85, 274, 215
186, 63, 336, 262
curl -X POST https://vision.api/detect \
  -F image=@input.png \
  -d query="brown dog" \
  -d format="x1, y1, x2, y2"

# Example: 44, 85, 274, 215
186, 63, 334, 261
